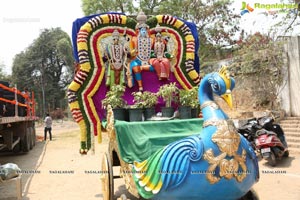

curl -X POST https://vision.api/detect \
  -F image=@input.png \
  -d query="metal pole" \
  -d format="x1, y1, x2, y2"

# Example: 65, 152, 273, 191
14, 84, 18, 117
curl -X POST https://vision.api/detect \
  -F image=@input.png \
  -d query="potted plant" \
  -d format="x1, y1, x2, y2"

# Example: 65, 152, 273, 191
189, 86, 200, 118
157, 82, 179, 117
102, 85, 127, 121
178, 89, 192, 119
129, 91, 145, 121
140, 91, 158, 120
130, 91, 158, 121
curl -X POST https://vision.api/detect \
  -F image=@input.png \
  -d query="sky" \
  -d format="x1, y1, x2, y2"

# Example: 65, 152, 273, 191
0, 0, 84, 74
0, 0, 299, 75
233, 0, 300, 37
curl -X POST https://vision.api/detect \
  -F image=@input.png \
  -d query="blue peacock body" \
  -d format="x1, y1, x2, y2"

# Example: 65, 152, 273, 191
132, 66, 259, 200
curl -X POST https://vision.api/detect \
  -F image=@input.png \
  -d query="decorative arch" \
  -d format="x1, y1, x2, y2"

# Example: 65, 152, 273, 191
68, 13, 200, 153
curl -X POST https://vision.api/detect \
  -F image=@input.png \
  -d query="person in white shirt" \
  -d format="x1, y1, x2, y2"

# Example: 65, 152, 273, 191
44, 113, 52, 141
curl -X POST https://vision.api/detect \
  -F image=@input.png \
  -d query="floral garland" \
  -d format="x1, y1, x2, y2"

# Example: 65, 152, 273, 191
68, 13, 200, 154
68, 14, 129, 153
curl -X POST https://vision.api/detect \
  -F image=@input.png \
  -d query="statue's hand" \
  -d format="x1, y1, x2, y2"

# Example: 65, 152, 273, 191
102, 55, 108, 62
130, 49, 137, 57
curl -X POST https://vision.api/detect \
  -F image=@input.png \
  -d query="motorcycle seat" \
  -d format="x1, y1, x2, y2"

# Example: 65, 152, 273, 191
256, 129, 276, 136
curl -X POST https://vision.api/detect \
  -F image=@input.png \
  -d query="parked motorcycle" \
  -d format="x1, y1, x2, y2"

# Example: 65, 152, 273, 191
254, 116, 289, 166
238, 118, 261, 153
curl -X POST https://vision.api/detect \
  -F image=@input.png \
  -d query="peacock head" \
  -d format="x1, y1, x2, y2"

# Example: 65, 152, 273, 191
208, 66, 235, 108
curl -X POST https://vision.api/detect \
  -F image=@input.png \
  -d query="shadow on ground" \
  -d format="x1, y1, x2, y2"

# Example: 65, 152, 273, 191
261, 155, 296, 168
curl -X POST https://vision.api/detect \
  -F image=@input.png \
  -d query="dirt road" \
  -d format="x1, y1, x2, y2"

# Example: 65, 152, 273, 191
0, 120, 299, 200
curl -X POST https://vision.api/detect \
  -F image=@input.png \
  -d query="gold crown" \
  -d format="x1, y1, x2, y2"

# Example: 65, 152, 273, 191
155, 24, 162, 33
136, 11, 149, 30
156, 32, 162, 37
112, 29, 120, 38
136, 11, 147, 23
218, 66, 231, 89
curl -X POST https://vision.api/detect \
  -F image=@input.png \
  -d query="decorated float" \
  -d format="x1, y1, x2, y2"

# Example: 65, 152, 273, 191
68, 12, 259, 200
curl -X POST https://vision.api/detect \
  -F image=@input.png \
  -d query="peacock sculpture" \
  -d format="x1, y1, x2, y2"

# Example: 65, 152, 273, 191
132, 66, 259, 200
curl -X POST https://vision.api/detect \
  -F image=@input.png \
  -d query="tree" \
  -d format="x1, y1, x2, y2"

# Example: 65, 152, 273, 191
0, 62, 10, 81
231, 33, 285, 110
146, 0, 240, 63
12, 28, 74, 116
262, 2, 300, 40
81, 0, 135, 15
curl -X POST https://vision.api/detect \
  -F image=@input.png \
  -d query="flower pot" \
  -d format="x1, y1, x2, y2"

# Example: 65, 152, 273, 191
191, 107, 200, 118
112, 108, 127, 121
128, 108, 144, 122
144, 107, 156, 120
178, 106, 192, 119
161, 107, 175, 118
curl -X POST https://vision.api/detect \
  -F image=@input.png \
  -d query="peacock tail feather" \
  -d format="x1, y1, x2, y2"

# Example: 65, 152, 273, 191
133, 148, 164, 199
133, 135, 204, 199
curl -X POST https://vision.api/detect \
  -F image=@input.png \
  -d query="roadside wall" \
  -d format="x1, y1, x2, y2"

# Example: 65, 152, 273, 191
280, 36, 300, 117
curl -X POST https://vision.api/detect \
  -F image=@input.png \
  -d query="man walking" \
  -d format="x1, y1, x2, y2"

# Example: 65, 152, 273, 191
44, 113, 52, 141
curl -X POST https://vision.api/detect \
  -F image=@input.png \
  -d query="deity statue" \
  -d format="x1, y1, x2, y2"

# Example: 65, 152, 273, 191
103, 29, 129, 87
128, 11, 155, 91
150, 25, 172, 80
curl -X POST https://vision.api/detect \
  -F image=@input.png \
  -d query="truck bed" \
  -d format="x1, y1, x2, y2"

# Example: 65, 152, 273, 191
0, 116, 38, 124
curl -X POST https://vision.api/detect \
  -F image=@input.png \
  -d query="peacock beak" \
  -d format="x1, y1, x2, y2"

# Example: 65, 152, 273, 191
221, 90, 233, 109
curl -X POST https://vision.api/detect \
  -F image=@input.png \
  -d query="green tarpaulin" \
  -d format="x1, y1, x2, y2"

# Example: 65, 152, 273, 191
114, 118, 204, 163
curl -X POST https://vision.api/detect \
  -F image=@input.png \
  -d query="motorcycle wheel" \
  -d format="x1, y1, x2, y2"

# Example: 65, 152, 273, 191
283, 150, 289, 157
268, 151, 276, 167
238, 189, 259, 200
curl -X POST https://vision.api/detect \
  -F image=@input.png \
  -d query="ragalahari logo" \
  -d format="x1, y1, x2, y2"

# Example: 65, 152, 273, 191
241, 2, 254, 15
240, 2, 298, 15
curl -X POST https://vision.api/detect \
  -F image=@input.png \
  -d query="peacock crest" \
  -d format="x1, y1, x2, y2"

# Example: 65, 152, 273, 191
218, 66, 231, 86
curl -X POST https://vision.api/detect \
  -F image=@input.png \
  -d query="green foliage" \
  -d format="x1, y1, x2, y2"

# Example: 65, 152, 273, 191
132, 91, 158, 108
132, 91, 144, 108
157, 0, 240, 63
231, 33, 285, 109
189, 86, 200, 108
179, 89, 192, 106
11, 28, 74, 116
102, 85, 126, 109
11, 51, 32, 87
0, 62, 11, 81
141, 91, 158, 108
139, 0, 163, 15
179, 86, 199, 108
81, 0, 135, 15
157, 82, 179, 107
126, 17, 138, 30
146, 16, 158, 29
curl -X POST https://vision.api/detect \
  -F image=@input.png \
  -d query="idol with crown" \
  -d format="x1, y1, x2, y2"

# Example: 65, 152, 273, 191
150, 24, 172, 80
129, 12, 174, 90
128, 11, 155, 91
102, 29, 130, 87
